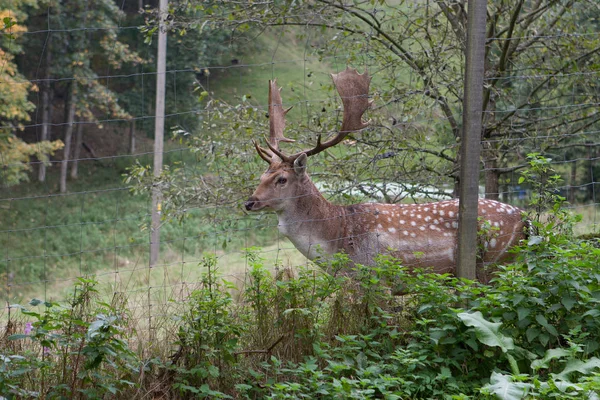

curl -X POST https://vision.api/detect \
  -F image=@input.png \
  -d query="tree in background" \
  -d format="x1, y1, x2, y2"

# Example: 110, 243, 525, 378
0, 0, 63, 187
178, 0, 600, 202
40, 0, 144, 192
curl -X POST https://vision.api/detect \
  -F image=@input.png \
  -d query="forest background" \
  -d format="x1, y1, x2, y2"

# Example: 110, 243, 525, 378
0, 1, 600, 398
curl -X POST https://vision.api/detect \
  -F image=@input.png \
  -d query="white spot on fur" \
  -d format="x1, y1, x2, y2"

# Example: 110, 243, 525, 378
452, 221, 459, 228
389, 227, 396, 233
490, 238, 497, 248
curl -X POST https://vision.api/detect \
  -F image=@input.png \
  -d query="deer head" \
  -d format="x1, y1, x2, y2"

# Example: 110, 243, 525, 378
244, 67, 372, 213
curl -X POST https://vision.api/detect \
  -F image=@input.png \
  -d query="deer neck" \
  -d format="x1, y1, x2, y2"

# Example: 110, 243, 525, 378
275, 178, 343, 259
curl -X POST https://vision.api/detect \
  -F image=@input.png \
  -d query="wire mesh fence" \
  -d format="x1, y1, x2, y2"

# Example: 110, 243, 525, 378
1, 1, 599, 344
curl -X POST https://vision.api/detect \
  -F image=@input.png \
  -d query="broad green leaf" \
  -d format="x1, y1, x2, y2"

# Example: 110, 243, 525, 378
457, 312, 514, 352
535, 314, 558, 337
530, 348, 570, 371
517, 307, 531, 322
483, 371, 533, 400
560, 295, 576, 311
554, 357, 600, 381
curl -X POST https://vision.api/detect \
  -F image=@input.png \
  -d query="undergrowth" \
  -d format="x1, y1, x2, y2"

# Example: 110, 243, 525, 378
2, 227, 599, 399
1, 155, 600, 399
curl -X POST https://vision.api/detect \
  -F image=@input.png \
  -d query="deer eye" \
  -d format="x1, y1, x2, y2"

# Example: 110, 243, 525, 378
276, 176, 287, 185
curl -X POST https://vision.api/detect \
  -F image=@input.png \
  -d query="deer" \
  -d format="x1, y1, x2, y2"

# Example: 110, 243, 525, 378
244, 67, 528, 283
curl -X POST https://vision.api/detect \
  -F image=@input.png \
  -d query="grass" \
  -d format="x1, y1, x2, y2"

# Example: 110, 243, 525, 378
0, 28, 338, 306
205, 27, 347, 108
0, 153, 307, 306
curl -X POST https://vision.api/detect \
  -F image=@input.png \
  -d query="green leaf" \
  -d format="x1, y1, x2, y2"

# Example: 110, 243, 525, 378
525, 326, 540, 343
483, 371, 533, 400
560, 295, 576, 311
29, 298, 43, 306
554, 357, 600, 381
8, 334, 29, 340
535, 314, 558, 337
517, 307, 531, 322
531, 348, 570, 371
457, 311, 514, 352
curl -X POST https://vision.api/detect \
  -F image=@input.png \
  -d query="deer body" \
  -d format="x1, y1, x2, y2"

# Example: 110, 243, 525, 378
246, 68, 526, 281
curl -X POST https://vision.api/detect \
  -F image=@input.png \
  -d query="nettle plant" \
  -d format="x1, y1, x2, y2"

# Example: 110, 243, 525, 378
1, 278, 140, 398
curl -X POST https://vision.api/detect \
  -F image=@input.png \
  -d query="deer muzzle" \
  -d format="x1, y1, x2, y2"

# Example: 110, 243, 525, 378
244, 197, 259, 211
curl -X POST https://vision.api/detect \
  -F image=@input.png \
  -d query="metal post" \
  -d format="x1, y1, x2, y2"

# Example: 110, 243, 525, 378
457, 0, 487, 280
150, 0, 167, 267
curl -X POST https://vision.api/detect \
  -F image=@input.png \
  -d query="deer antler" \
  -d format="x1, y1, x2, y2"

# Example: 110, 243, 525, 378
302, 67, 371, 158
254, 79, 294, 163
255, 68, 371, 164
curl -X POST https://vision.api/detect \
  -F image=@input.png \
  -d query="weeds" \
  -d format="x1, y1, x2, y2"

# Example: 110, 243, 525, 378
1, 155, 600, 399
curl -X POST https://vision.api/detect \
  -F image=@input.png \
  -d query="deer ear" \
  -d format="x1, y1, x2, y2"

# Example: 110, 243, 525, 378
293, 153, 308, 175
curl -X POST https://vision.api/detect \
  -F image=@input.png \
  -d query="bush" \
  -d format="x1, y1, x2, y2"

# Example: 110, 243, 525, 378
1, 277, 140, 398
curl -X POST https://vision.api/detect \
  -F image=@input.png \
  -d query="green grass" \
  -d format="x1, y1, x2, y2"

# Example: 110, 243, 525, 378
206, 28, 345, 107
0, 154, 306, 305
1, 29, 334, 304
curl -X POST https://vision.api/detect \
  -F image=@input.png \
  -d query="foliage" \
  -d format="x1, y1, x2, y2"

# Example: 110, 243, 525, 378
45, 0, 144, 123
167, 255, 243, 398
0, 0, 63, 187
519, 153, 582, 236
123, 3, 254, 136
1, 277, 140, 398
152, 229, 599, 399
0, 134, 63, 186
142, 157, 599, 398
156, 0, 600, 207
1, 218, 599, 398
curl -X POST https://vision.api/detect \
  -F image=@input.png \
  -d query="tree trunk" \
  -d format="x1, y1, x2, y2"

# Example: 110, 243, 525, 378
38, 37, 53, 182
129, 119, 136, 154
70, 122, 83, 179
569, 159, 577, 204
484, 157, 500, 200
60, 85, 77, 193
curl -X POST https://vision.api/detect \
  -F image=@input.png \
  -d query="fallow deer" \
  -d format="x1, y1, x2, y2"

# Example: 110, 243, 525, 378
245, 67, 527, 282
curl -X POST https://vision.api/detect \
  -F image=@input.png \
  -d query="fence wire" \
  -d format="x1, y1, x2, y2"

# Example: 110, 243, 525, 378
0, 1, 599, 340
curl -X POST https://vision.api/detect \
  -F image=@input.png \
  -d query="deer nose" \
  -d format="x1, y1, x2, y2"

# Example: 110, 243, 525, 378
245, 198, 257, 211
